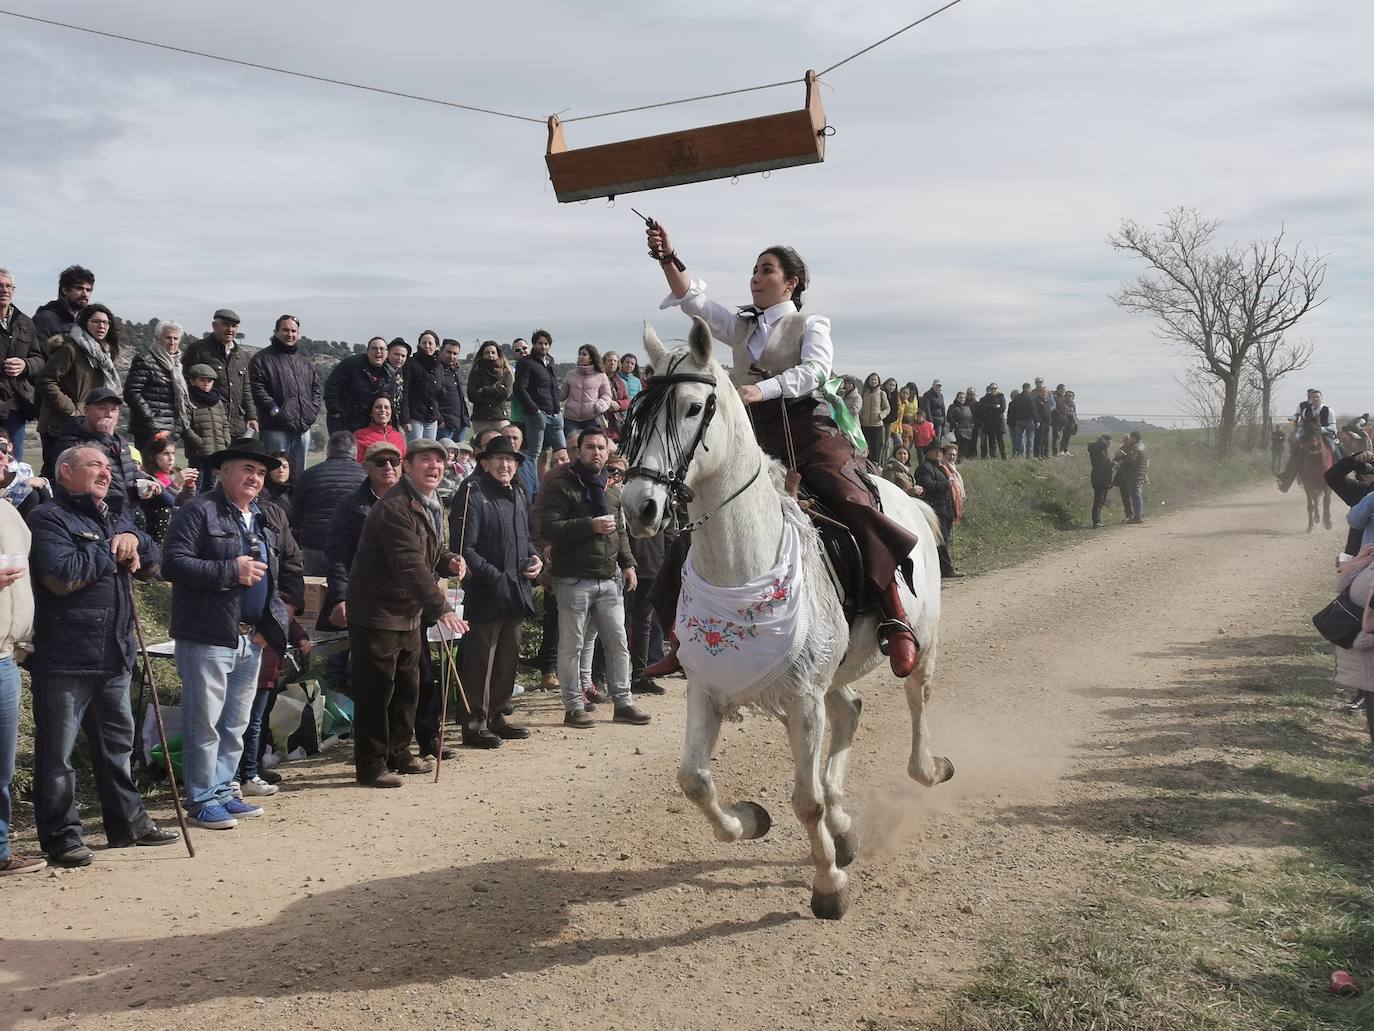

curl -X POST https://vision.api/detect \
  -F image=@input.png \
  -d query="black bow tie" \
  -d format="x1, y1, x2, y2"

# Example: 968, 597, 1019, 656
737, 306, 763, 320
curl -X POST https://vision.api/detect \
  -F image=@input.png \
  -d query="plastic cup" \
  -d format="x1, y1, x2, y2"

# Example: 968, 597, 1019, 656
0, 553, 26, 570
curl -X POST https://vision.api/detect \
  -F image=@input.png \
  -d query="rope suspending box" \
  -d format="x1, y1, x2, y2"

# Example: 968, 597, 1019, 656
546, 71, 826, 203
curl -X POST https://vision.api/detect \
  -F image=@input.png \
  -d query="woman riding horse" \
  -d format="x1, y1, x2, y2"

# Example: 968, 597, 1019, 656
645, 223, 920, 677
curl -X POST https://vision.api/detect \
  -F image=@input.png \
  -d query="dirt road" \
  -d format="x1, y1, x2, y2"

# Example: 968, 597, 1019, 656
1, 482, 1341, 1030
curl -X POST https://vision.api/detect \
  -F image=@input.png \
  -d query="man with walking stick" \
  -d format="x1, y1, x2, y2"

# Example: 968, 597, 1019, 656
28, 444, 179, 866
449, 435, 540, 748
347, 439, 467, 788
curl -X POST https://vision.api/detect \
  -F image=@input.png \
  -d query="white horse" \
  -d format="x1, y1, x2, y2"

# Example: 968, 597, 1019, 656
620, 317, 952, 920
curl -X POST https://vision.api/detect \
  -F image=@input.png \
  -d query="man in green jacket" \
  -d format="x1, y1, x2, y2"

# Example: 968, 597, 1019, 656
533, 427, 651, 729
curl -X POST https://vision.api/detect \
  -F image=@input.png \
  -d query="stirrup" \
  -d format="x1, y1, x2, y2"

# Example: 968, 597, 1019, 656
876, 617, 917, 656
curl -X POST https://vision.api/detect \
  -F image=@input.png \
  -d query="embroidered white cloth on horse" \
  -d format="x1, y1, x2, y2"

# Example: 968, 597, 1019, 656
677, 517, 808, 706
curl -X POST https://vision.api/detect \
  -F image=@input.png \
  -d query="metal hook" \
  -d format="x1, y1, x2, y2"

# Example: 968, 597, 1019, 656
730, 175, 740, 185
579, 199, 589, 205
607, 196, 616, 208
761, 170, 771, 180
818, 125, 837, 138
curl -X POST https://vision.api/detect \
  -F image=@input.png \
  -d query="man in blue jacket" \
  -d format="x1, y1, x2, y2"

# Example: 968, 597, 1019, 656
513, 329, 563, 474
449, 435, 541, 747
162, 438, 304, 830
28, 444, 177, 866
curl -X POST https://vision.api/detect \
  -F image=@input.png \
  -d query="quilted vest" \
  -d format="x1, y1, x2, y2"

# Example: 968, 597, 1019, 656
725, 312, 811, 389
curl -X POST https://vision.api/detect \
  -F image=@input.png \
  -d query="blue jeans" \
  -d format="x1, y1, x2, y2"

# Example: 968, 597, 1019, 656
31, 670, 154, 854
176, 636, 264, 810
1012, 422, 1034, 457
259, 430, 308, 479
406, 420, 438, 442
4, 411, 29, 463
554, 577, 632, 712
524, 410, 566, 460
1121, 478, 1146, 520
236, 687, 275, 782
0, 655, 19, 861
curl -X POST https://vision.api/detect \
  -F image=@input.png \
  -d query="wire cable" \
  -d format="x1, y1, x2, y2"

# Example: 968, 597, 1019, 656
562, 77, 802, 124
0, 8, 546, 124
817, 0, 968, 76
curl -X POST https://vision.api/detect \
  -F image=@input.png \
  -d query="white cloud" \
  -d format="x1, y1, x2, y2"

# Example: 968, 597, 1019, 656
0, 0, 1369, 419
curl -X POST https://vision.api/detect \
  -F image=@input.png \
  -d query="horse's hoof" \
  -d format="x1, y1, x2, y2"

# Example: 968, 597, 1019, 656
933, 756, 956, 784
834, 829, 861, 869
811, 885, 850, 920
733, 801, 772, 840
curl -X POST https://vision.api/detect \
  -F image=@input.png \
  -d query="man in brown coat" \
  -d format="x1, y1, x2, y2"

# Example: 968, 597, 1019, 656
347, 439, 467, 787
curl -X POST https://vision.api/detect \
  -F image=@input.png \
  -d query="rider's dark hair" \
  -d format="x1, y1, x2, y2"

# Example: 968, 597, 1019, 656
761, 246, 808, 310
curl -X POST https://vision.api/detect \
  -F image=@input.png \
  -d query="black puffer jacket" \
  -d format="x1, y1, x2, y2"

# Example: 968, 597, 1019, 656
979, 392, 1007, 431
1088, 439, 1115, 489
161, 486, 304, 653
181, 336, 257, 437
947, 402, 976, 440
27, 487, 159, 677
467, 359, 514, 421
320, 479, 375, 628
449, 469, 537, 622
31, 299, 79, 347
437, 361, 470, 436
914, 457, 954, 528
1007, 392, 1034, 424
249, 338, 322, 436
289, 454, 366, 551
123, 350, 185, 444
401, 352, 444, 424
0, 306, 43, 419
55, 417, 143, 510
323, 353, 396, 433
514, 354, 559, 416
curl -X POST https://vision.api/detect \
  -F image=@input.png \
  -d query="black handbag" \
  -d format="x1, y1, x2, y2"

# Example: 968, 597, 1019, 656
1312, 589, 1366, 649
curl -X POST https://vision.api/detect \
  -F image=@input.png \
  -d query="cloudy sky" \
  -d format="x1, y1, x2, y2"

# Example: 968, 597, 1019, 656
1, 1, 1368, 421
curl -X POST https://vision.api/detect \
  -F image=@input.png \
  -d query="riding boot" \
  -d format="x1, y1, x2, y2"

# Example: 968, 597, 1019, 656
876, 581, 919, 678
643, 631, 682, 677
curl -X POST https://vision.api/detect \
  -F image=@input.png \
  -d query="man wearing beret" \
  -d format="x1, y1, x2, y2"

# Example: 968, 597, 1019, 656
182, 308, 258, 438
161, 438, 304, 829
347, 438, 467, 787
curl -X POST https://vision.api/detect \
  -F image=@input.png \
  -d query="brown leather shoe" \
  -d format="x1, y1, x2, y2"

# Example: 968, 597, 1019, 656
389, 756, 434, 775
563, 709, 595, 729
358, 772, 404, 788
613, 705, 652, 726
539, 671, 560, 691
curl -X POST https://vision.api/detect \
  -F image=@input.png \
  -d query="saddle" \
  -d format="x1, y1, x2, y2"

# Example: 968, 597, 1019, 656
792, 461, 913, 627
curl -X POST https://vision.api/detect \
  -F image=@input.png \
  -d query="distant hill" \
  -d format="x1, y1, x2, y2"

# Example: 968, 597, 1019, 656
1076, 415, 1166, 435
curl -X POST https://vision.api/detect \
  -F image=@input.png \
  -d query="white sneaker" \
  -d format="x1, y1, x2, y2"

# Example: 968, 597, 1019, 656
229, 781, 243, 799
240, 776, 279, 797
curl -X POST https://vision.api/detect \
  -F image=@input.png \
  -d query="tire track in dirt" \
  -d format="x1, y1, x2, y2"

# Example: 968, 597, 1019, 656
2, 483, 1335, 1030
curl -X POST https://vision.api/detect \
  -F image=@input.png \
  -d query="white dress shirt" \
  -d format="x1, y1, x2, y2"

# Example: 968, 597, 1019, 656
660, 280, 834, 402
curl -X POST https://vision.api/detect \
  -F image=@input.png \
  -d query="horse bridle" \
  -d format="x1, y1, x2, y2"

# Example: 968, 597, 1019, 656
621, 362, 762, 538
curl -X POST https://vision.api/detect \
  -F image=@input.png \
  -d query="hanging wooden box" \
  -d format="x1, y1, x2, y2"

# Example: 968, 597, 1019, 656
546, 71, 826, 203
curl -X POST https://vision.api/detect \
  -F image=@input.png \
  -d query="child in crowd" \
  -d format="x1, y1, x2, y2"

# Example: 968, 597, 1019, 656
183, 363, 232, 492
138, 432, 197, 542
236, 616, 312, 796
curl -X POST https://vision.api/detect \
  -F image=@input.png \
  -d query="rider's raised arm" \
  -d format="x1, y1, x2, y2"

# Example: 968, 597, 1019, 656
753, 314, 834, 403
658, 279, 742, 350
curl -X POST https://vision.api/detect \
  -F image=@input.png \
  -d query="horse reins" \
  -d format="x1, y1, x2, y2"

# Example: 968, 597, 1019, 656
621, 356, 763, 537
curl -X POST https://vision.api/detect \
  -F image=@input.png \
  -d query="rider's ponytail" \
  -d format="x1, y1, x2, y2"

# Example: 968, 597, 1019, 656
763, 246, 809, 310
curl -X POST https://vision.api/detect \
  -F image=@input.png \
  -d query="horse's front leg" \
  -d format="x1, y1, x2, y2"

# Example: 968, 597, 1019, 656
784, 691, 848, 919
1324, 488, 1333, 529
677, 685, 771, 843
823, 688, 862, 868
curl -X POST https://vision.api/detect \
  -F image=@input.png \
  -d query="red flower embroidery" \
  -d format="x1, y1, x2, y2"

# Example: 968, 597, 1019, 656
705, 631, 723, 647
772, 588, 787, 600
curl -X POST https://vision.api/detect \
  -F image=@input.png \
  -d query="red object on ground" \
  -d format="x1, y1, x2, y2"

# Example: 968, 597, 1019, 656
1330, 971, 1360, 997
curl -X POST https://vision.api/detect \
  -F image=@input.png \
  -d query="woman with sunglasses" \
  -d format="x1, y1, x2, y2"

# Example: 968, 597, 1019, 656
353, 393, 407, 464
0, 430, 49, 519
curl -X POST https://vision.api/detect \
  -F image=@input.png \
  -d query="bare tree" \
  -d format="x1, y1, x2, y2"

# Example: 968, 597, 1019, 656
1109, 208, 1326, 455
1248, 334, 1314, 439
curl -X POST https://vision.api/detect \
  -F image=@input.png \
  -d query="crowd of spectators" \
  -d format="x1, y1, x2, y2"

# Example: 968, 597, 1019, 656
0, 260, 1092, 873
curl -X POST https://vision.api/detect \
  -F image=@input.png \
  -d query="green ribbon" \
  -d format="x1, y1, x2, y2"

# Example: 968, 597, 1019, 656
803, 361, 868, 455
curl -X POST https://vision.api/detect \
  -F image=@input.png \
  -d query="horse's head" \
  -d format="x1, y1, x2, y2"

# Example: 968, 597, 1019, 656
619, 315, 743, 538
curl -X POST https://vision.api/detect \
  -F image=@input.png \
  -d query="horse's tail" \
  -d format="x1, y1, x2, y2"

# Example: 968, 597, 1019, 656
915, 497, 944, 545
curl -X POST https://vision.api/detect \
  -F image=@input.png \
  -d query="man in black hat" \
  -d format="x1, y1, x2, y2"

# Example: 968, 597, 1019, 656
913, 440, 963, 578
55, 387, 147, 512
161, 438, 304, 829
182, 309, 258, 438
449, 435, 541, 747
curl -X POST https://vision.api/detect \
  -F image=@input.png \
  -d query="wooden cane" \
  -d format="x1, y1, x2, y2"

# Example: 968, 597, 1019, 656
434, 482, 473, 783
125, 575, 194, 858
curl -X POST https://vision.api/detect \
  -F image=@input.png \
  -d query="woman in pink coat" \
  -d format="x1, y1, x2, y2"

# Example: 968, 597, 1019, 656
561, 344, 613, 437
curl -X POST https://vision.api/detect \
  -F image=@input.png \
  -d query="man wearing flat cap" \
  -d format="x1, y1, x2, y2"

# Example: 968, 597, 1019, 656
448, 435, 540, 748
347, 438, 468, 787
55, 387, 148, 512
161, 437, 304, 829
182, 308, 258, 438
